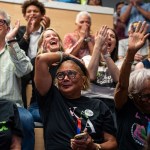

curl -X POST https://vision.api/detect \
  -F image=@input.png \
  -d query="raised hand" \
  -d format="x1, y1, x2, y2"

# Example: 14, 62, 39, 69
25, 16, 36, 35
128, 21, 149, 55
6, 20, 20, 40
41, 15, 50, 30
94, 25, 108, 55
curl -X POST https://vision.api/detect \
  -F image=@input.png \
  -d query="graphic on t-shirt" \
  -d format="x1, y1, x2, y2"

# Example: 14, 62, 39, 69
69, 107, 95, 134
0, 121, 8, 132
96, 71, 113, 86
131, 112, 150, 146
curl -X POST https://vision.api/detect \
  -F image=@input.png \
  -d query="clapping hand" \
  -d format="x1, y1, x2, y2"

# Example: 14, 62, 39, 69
41, 15, 50, 30
6, 20, 20, 40
94, 25, 108, 55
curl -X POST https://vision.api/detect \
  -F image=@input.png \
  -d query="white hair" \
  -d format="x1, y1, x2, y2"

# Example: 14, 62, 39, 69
0, 9, 11, 26
128, 68, 150, 94
75, 11, 91, 24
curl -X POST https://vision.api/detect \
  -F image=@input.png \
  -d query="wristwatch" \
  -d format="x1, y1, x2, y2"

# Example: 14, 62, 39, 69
95, 143, 102, 150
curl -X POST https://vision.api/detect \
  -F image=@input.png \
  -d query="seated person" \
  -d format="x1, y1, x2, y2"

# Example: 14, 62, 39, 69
63, 11, 95, 59
34, 53, 117, 149
0, 100, 23, 150
1, 9, 34, 150
28, 28, 64, 123
82, 26, 119, 127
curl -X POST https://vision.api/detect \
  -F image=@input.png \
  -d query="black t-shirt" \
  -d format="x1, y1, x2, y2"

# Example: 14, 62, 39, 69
0, 100, 23, 150
36, 85, 116, 150
30, 57, 58, 104
116, 98, 150, 150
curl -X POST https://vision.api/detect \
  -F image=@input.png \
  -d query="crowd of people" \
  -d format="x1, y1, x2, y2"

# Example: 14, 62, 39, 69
0, 0, 150, 150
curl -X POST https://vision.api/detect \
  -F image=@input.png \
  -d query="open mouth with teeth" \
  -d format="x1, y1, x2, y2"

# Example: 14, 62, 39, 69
50, 41, 57, 45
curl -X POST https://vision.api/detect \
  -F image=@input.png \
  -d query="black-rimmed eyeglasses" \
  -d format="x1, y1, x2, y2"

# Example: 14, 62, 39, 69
138, 93, 150, 102
0, 19, 8, 26
56, 70, 78, 81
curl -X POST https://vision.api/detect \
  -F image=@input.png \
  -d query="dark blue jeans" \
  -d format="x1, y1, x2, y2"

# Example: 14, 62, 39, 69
28, 102, 42, 123
18, 107, 35, 150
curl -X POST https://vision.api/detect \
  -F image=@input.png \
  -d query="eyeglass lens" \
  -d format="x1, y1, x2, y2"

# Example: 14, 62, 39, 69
56, 70, 77, 80
0, 19, 7, 26
141, 94, 150, 101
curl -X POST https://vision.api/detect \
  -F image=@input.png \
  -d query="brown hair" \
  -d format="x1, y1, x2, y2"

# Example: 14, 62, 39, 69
22, 0, 46, 16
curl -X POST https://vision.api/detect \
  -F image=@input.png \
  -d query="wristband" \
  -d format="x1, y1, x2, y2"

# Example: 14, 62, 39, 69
7, 39, 18, 44
57, 51, 63, 63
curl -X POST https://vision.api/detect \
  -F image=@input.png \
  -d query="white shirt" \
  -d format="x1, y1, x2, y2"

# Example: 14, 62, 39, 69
28, 26, 42, 59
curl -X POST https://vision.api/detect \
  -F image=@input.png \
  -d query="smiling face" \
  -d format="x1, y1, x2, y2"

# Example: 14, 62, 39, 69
56, 60, 85, 99
42, 29, 61, 52
106, 29, 117, 54
24, 5, 43, 26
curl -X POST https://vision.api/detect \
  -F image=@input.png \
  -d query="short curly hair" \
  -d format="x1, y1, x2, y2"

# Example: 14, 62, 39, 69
22, 0, 46, 16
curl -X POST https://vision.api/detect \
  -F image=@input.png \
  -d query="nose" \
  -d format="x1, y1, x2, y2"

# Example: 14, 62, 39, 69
63, 74, 70, 80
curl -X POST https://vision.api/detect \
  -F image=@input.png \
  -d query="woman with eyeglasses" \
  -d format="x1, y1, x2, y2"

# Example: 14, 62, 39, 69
114, 21, 150, 150
34, 49, 117, 149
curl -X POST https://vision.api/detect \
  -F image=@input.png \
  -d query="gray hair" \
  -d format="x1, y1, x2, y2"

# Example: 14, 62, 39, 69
0, 9, 11, 26
128, 68, 150, 94
75, 11, 91, 24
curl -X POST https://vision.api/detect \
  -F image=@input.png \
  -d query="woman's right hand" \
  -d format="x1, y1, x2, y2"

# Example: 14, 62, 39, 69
94, 25, 108, 55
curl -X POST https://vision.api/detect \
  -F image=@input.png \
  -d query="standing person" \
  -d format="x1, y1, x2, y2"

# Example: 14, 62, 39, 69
0, 9, 34, 150
16, 0, 50, 108
34, 54, 117, 149
63, 11, 95, 59
28, 28, 64, 123
120, 0, 150, 37
113, 1, 126, 40
82, 26, 119, 127
114, 21, 150, 150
